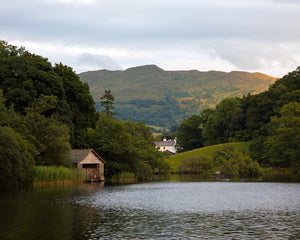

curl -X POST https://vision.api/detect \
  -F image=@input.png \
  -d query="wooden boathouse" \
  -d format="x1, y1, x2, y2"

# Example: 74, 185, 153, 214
70, 149, 105, 182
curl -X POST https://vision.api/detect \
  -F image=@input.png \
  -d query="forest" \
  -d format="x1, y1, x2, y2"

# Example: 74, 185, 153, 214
176, 66, 300, 172
1, 41, 299, 187
0, 41, 168, 187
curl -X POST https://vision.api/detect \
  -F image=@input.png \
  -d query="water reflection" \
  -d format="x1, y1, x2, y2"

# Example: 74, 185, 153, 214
0, 177, 299, 240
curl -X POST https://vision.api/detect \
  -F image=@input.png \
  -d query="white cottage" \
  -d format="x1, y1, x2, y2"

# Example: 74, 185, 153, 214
155, 137, 177, 154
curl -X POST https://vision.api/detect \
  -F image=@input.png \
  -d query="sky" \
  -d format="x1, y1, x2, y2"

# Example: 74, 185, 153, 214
1, 0, 300, 77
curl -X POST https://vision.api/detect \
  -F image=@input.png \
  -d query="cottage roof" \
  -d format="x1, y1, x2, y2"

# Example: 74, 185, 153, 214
70, 149, 105, 164
154, 139, 175, 147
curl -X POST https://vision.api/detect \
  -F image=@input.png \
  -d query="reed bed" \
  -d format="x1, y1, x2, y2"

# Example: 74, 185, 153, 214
34, 166, 86, 185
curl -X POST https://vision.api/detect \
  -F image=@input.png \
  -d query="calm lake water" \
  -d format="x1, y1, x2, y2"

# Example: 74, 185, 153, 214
0, 175, 299, 240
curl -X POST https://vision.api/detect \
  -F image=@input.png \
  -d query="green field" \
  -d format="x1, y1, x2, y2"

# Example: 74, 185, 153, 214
166, 142, 250, 173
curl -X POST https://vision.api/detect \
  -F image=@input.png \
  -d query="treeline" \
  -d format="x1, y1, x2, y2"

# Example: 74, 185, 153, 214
110, 96, 186, 129
0, 41, 168, 187
176, 67, 300, 172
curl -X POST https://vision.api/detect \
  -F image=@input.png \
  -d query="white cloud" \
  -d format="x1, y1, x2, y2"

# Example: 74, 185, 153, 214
1, 0, 299, 77
77, 53, 122, 72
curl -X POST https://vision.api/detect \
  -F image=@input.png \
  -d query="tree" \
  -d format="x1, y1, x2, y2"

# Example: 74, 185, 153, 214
0, 90, 7, 125
100, 89, 115, 117
53, 63, 97, 148
202, 97, 242, 145
176, 115, 203, 152
25, 95, 71, 166
89, 114, 167, 178
264, 102, 300, 170
0, 41, 65, 115
0, 126, 34, 186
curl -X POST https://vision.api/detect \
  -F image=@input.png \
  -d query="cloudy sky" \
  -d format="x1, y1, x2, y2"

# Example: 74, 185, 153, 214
1, 0, 300, 77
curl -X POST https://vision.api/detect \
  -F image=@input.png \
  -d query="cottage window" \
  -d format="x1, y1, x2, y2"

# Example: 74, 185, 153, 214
82, 164, 98, 169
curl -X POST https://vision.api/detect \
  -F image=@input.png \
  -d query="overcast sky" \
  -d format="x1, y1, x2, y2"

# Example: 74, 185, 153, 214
1, 0, 300, 77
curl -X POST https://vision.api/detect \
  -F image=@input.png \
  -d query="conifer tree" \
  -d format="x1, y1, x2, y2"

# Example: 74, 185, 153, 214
100, 89, 115, 117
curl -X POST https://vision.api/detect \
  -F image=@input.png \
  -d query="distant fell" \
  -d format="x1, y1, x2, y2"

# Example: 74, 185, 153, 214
79, 65, 276, 129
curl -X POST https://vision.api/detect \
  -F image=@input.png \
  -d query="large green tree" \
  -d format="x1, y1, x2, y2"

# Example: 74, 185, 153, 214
0, 41, 65, 115
0, 126, 34, 186
53, 63, 97, 148
89, 114, 167, 178
176, 115, 204, 152
264, 102, 300, 169
202, 97, 243, 145
24, 95, 71, 166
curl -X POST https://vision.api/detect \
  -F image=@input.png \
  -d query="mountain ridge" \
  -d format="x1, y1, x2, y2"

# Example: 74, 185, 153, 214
78, 65, 276, 129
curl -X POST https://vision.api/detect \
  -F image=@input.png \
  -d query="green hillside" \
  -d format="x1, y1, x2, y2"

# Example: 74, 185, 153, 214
166, 142, 250, 173
79, 65, 276, 129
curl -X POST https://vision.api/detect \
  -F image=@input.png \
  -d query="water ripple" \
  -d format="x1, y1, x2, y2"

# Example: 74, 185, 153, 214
75, 182, 300, 239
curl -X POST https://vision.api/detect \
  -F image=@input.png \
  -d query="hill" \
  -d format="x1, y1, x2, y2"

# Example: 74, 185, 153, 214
166, 142, 250, 173
79, 65, 276, 129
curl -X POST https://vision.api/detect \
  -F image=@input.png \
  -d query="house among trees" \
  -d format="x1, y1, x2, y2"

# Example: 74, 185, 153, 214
70, 149, 105, 182
155, 137, 177, 154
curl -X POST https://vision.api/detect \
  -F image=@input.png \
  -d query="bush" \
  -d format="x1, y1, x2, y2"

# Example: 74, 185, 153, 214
133, 161, 153, 180
178, 155, 213, 173
213, 147, 261, 177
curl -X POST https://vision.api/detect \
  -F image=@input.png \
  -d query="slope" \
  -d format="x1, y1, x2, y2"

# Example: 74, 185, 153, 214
79, 65, 276, 129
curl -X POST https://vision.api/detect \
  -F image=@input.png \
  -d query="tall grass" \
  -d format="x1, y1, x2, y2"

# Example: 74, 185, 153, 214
34, 166, 85, 185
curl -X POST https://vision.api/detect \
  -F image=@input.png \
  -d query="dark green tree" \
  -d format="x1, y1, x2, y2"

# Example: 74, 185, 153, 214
25, 95, 71, 166
202, 97, 242, 145
0, 41, 65, 115
53, 63, 97, 148
100, 89, 115, 117
0, 126, 34, 186
176, 115, 203, 152
89, 114, 167, 178
264, 102, 300, 170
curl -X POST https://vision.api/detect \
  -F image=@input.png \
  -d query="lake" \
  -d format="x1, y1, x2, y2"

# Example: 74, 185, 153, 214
0, 175, 299, 240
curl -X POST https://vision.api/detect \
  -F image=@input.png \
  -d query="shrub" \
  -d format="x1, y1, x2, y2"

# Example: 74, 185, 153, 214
178, 155, 213, 173
213, 147, 261, 177
133, 161, 153, 180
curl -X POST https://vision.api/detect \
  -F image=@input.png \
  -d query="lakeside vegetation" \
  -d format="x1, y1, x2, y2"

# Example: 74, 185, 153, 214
174, 67, 300, 175
33, 166, 85, 185
0, 41, 169, 187
166, 142, 250, 172
0, 41, 299, 187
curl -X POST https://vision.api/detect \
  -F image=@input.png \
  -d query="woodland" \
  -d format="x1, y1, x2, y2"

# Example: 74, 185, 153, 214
176, 67, 300, 172
0, 42, 167, 186
0, 41, 299, 187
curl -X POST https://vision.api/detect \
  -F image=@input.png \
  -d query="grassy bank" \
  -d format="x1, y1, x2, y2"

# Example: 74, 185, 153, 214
33, 166, 86, 185
166, 142, 250, 173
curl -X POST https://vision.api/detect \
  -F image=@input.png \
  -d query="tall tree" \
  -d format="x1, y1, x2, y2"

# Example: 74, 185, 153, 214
100, 89, 115, 117
0, 41, 65, 115
25, 95, 71, 166
202, 97, 242, 146
264, 102, 300, 169
176, 115, 203, 152
53, 63, 97, 148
